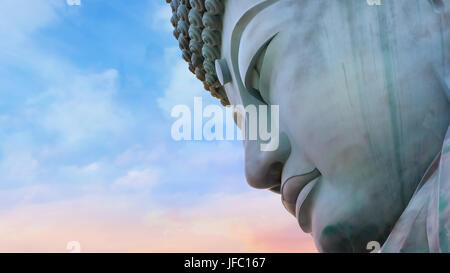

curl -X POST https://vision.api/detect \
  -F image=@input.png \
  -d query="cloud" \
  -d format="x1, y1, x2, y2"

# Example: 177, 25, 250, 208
0, 0, 135, 191
0, 132, 42, 185
157, 48, 204, 114
114, 145, 167, 167
0, 0, 60, 46
150, 2, 172, 33
0, 0, 316, 254
0, 152, 38, 184
66, 0, 81, 6
34, 69, 131, 144
0, 0, 132, 147
179, 142, 244, 169
0, 190, 316, 253
113, 168, 161, 190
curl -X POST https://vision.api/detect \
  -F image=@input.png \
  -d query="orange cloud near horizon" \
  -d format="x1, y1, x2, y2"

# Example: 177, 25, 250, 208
0, 191, 317, 253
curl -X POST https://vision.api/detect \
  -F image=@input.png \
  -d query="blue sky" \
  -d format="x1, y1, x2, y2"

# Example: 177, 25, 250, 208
0, 0, 314, 252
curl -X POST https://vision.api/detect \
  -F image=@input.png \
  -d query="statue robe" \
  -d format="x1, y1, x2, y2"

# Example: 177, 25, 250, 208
382, 125, 450, 252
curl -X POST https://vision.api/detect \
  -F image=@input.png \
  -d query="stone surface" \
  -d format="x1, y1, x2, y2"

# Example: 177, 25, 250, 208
174, 0, 450, 252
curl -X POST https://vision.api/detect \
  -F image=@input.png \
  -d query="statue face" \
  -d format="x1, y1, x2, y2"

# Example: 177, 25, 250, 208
222, 0, 450, 252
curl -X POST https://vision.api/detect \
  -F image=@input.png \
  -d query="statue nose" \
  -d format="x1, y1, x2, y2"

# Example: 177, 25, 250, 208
244, 133, 291, 192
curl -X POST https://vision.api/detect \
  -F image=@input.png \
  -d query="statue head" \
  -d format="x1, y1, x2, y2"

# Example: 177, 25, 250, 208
169, 0, 450, 252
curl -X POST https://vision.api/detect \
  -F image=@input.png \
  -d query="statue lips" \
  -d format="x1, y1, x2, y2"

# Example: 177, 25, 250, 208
281, 169, 321, 216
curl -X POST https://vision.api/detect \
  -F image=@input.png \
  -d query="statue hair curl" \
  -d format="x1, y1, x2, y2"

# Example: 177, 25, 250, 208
167, 0, 229, 106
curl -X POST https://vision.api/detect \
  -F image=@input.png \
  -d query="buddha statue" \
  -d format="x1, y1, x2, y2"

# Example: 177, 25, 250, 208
167, 0, 450, 252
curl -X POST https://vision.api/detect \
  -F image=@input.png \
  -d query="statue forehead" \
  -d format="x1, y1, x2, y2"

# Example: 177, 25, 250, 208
222, 0, 278, 49
221, 0, 442, 94
222, 0, 269, 24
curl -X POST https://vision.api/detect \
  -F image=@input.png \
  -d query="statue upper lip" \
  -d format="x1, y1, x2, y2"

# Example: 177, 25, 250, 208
281, 169, 321, 217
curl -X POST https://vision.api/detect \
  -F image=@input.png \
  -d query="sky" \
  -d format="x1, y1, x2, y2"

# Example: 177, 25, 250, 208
0, 0, 316, 252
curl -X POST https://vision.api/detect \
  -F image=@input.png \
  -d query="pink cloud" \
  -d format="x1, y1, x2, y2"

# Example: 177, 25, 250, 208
0, 191, 317, 253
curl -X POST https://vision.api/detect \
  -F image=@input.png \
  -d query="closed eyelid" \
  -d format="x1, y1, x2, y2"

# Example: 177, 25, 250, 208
246, 40, 273, 104
255, 44, 267, 75
245, 38, 272, 89
239, 30, 278, 92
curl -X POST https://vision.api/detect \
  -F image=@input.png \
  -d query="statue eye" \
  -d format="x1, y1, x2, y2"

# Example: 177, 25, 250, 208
239, 31, 277, 105
249, 46, 266, 91
246, 42, 270, 104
